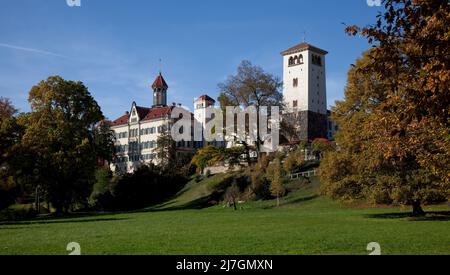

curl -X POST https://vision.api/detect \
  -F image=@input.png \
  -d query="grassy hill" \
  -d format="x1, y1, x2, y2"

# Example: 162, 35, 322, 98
153, 173, 237, 210
0, 175, 449, 255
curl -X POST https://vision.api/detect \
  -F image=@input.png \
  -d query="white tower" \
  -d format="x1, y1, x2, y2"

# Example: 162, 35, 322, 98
194, 95, 216, 146
281, 42, 329, 140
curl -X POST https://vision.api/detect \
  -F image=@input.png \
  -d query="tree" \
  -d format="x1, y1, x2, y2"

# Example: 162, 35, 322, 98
156, 130, 177, 171
218, 60, 283, 159
283, 147, 306, 175
267, 159, 286, 207
311, 138, 335, 160
224, 182, 240, 210
319, 50, 448, 216
93, 120, 116, 164
0, 97, 17, 120
20, 76, 104, 213
345, 1, 449, 195
0, 98, 23, 211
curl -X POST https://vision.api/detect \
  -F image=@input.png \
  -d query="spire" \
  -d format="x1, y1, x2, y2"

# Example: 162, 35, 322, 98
152, 73, 169, 89
152, 72, 168, 107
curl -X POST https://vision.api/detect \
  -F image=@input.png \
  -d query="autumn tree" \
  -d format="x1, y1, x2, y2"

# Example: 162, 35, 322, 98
224, 181, 240, 210
283, 147, 306, 175
319, 50, 448, 215
190, 146, 222, 174
20, 76, 104, 213
218, 60, 283, 159
191, 146, 246, 174
267, 159, 286, 207
345, 0, 449, 214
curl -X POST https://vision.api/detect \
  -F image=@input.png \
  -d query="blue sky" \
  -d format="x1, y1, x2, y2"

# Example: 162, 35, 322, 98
0, 0, 382, 120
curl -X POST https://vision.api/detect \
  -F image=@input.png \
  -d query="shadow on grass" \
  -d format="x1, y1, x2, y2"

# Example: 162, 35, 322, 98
261, 195, 319, 210
0, 217, 128, 227
367, 211, 450, 221
148, 196, 214, 212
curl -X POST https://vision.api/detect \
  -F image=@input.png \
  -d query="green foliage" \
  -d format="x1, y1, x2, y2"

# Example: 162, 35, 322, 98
89, 168, 113, 206
93, 121, 116, 163
19, 76, 104, 213
0, 98, 24, 210
156, 130, 177, 170
95, 165, 188, 211
191, 146, 246, 174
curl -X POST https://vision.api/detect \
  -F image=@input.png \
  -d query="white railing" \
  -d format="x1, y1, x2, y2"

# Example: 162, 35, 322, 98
290, 169, 317, 179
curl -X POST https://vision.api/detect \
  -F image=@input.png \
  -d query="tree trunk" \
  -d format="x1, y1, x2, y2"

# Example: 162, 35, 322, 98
412, 200, 425, 216
243, 143, 252, 166
276, 196, 280, 207
232, 198, 237, 211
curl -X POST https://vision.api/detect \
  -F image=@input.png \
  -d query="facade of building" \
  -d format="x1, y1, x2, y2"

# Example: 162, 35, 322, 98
281, 42, 329, 141
110, 73, 209, 173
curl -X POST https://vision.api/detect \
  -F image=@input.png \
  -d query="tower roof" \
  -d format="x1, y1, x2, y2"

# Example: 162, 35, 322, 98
281, 42, 328, 56
196, 95, 215, 102
152, 73, 169, 89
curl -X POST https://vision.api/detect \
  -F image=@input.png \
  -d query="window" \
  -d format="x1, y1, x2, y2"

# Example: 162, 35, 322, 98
289, 57, 294, 66
293, 100, 298, 108
312, 55, 323, 66
298, 54, 303, 64
293, 78, 298, 87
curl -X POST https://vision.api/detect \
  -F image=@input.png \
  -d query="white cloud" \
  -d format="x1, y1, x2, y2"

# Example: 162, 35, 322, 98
0, 43, 69, 59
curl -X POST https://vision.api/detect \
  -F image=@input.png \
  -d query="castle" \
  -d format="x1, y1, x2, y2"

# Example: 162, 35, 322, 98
110, 42, 337, 173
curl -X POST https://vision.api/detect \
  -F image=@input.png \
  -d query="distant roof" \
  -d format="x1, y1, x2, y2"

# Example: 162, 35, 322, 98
111, 113, 130, 127
142, 106, 173, 121
152, 73, 168, 89
196, 95, 215, 102
281, 42, 328, 56
111, 105, 175, 127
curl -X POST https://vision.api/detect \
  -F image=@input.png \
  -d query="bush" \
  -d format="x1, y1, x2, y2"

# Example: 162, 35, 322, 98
0, 177, 18, 211
93, 165, 188, 211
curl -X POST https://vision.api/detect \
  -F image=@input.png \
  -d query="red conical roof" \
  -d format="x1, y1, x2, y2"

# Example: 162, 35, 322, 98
152, 73, 168, 89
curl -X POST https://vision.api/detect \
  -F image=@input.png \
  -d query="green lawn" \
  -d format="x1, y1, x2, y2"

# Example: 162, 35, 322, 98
0, 176, 449, 255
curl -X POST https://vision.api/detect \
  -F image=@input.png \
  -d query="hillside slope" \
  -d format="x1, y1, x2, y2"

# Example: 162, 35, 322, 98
153, 173, 325, 211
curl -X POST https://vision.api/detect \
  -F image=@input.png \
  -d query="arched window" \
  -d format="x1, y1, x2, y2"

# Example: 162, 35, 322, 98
293, 56, 298, 65
289, 57, 294, 66
298, 54, 303, 64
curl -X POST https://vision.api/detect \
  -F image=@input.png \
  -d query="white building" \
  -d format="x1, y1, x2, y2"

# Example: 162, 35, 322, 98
110, 73, 212, 173
281, 42, 329, 141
